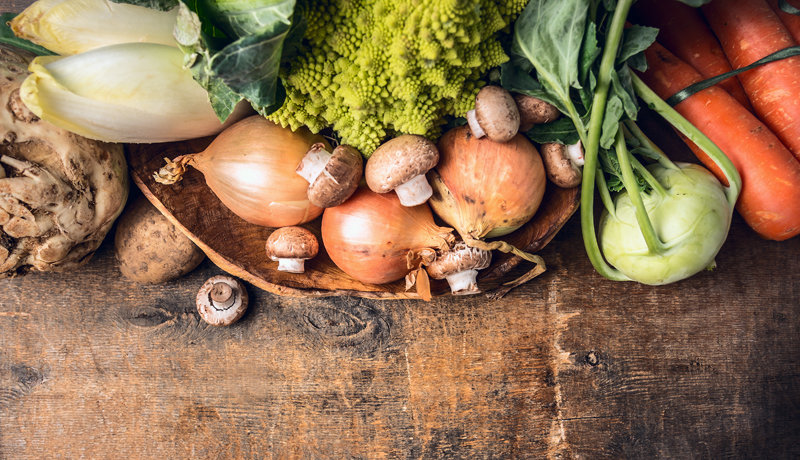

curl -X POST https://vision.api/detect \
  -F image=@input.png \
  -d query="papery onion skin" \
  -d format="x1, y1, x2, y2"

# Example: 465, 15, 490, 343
321, 188, 454, 285
430, 125, 547, 239
190, 116, 327, 227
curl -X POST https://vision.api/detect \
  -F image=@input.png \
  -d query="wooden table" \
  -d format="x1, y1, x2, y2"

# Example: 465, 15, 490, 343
2, 1, 799, 457
3, 193, 798, 458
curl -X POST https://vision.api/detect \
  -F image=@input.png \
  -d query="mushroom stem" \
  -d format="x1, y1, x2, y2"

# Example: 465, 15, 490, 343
395, 174, 434, 207
445, 269, 481, 295
296, 144, 332, 184
276, 257, 306, 273
210, 282, 236, 309
465, 109, 486, 138
567, 141, 585, 166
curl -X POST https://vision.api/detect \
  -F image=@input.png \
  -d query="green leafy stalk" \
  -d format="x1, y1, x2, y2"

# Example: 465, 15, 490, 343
631, 74, 741, 208
579, 0, 634, 281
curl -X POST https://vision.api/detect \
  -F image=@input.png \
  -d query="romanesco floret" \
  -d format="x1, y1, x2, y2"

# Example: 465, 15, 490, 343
267, 0, 526, 155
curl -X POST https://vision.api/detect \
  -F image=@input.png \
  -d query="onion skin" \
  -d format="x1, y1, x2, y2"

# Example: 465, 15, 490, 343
183, 116, 327, 227
321, 188, 454, 285
430, 125, 546, 239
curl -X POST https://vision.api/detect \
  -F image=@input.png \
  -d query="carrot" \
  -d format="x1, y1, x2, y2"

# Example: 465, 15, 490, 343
640, 42, 800, 240
633, 0, 753, 110
767, 0, 800, 43
702, 0, 800, 161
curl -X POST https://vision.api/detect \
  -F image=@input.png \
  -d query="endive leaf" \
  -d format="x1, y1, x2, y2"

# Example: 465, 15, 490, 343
10, 0, 179, 55
20, 43, 230, 143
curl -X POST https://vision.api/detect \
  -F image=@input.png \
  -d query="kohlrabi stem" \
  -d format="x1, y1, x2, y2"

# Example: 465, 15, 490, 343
629, 156, 668, 197
614, 129, 667, 254
631, 74, 742, 208
623, 120, 678, 170
580, 0, 635, 282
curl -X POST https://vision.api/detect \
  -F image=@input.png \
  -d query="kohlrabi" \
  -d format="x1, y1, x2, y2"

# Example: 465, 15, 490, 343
504, 0, 740, 285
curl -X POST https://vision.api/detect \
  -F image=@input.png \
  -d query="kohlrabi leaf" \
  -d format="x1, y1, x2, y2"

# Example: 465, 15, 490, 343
617, 25, 659, 65
513, 0, 589, 107
600, 94, 624, 149
612, 66, 638, 120
0, 13, 56, 56
579, 21, 600, 83
525, 118, 581, 145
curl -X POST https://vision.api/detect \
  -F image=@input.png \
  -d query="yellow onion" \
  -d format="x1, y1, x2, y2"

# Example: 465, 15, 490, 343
155, 116, 327, 227
321, 188, 454, 291
428, 125, 548, 284
430, 125, 546, 239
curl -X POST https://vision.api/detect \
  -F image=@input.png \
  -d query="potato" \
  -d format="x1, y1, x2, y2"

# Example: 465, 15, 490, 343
114, 196, 205, 284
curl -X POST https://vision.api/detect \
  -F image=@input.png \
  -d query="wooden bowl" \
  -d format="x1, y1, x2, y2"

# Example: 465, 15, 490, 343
126, 138, 580, 299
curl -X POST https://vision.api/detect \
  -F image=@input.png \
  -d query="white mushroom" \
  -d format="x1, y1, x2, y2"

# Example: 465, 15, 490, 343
265, 226, 319, 273
540, 141, 584, 188
296, 143, 363, 208
365, 134, 439, 207
466, 86, 520, 142
426, 242, 492, 295
513, 92, 561, 132
196, 275, 248, 327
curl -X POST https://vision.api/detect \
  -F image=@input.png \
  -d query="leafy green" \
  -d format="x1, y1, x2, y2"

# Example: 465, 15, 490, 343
0, 13, 55, 56
115, 0, 297, 120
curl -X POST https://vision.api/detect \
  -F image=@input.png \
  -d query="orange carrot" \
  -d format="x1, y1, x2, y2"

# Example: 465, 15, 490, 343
641, 42, 800, 240
702, 0, 800, 161
767, 0, 800, 43
633, 0, 753, 110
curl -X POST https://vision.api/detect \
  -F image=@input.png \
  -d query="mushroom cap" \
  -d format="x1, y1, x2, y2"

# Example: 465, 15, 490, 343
308, 144, 363, 207
513, 92, 560, 132
196, 275, 248, 327
426, 241, 492, 279
540, 142, 582, 188
265, 226, 319, 260
365, 135, 439, 193
475, 86, 520, 142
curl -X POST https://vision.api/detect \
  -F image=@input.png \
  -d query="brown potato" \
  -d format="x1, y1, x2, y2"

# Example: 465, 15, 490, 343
114, 196, 205, 284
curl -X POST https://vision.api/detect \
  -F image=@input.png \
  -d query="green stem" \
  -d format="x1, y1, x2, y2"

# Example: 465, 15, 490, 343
614, 129, 666, 254
630, 155, 668, 198
623, 120, 678, 170
580, 0, 634, 282
631, 74, 742, 208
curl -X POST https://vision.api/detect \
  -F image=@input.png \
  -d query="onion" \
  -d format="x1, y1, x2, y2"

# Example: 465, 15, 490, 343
428, 125, 548, 284
321, 188, 455, 288
155, 116, 328, 227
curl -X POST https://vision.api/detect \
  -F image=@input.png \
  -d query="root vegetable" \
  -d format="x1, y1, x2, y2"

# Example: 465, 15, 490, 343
0, 44, 128, 276
114, 196, 205, 284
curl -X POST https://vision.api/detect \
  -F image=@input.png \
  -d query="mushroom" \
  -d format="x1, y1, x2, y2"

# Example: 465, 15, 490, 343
466, 85, 520, 142
296, 143, 363, 207
365, 134, 439, 207
265, 226, 319, 273
513, 93, 561, 132
541, 142, 584, 188
196, 275, 248, 327
426, 242, 492, 295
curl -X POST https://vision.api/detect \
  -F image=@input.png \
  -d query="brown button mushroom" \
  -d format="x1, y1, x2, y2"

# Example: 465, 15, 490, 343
265, 226, 319, 273
540, 142, 584, 188
296, 143, 363, 208
513, 93, 561, 132
466, 85, 520, 142
196, 275, 248, 327
365, 134, 439, 207
426, 242, 492, 295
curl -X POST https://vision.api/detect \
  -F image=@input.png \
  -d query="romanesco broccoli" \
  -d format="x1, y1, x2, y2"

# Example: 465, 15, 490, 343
266, 0, 527, 155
